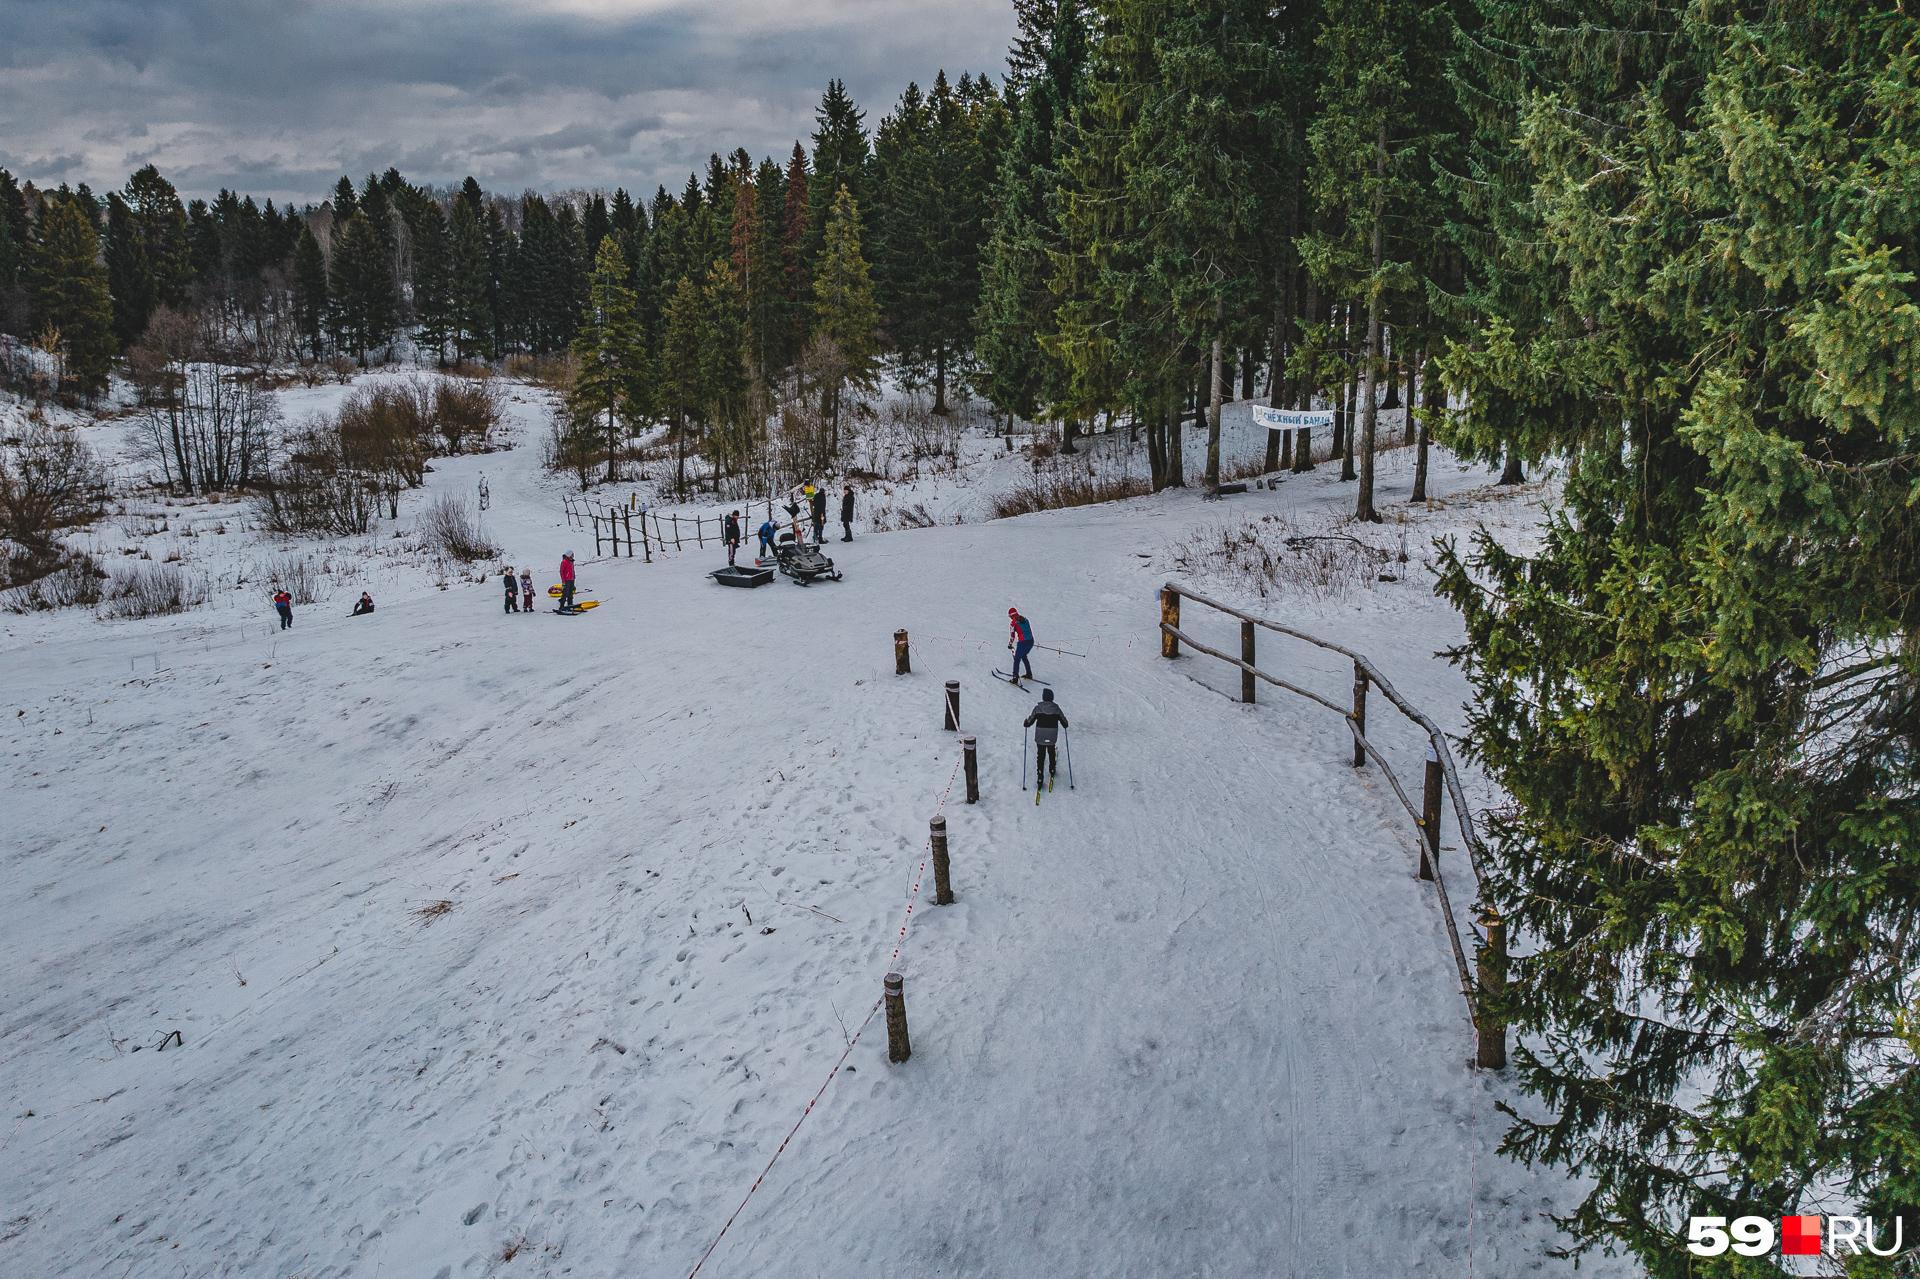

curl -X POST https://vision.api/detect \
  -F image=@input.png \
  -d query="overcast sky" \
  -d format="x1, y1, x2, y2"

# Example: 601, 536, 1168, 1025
0, 0, 1017, 206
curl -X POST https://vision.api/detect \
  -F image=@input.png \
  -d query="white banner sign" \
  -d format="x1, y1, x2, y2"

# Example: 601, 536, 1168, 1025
1252, 406, 1335, 432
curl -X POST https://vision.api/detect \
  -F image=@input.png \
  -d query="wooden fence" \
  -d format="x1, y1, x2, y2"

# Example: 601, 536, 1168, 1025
561, 495, 787, 561
1157, 580, 1506, 1069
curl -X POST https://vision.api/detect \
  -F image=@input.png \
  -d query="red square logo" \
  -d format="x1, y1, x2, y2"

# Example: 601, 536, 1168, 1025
1782, 1215, 1821, 1256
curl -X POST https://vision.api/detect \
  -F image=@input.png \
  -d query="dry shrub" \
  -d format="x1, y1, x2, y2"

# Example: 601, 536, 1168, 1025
433, 378, 505, 454
1168, 512, 1393, 602
505, 351, 576, 389
415, 898, 455, 925
99, 562, 207, 618
1, 545, 104, 612
261, 554, 326, 605
875, 501, 937, 531
990, 471, 1151, 519
420, 492, 498, 563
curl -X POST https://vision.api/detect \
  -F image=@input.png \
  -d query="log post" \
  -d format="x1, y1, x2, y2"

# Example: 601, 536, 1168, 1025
1160, 586, 1181, 659
1351, 662, 1368, 768
894, 629, 911, 675
931, 816, 954, 905
962, 736, 979, 803
1419, 743, 1442, 881
640, 511, 652, 563
673, 515, 683, 550
943, 680, 960, 731
884, 972, 911, 1063
696, 516, 704, 548
1475, 909, 1507, 1070
1241, 620, 1257, 704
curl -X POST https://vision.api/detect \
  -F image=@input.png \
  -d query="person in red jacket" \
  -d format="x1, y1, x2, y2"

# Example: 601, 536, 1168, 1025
559, 551, 577, 610
272, 588, 293, 630
1008, 607, 1035, 684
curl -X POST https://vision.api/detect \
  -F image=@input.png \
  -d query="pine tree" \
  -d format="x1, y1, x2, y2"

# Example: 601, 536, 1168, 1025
29, 194, 117, 397
291, 221, 328, 358
1437, 4, 1920, 1268
0, 170, 23, 335
567, 237, 651, 484
660, 273, 709, 496
810, 185, 882, 456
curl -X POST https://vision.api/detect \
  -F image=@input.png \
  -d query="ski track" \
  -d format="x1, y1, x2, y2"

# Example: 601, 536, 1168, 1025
0, 440, 1604, 1278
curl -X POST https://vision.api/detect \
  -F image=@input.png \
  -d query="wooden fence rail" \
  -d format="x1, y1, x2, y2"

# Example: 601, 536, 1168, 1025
560, 497, 786, 562
1158, 580, 1503, 1067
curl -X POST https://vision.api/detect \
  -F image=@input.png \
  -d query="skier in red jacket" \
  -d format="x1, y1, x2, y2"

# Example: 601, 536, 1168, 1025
1008, 607, 1035, 684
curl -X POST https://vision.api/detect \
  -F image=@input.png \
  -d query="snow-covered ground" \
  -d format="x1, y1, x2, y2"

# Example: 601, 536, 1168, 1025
0, 384, 1612, 1277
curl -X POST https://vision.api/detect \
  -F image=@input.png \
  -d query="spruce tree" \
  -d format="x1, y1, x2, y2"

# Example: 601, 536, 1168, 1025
977, 1, 1089, 429
780, 144, 812, 362
123, 165, 193, 310
103, 192, 158, 348
411, 200, 453, 365
29, 194, 117, 397
328, 210, 396, 365
809, 80, 871, 261
810, 185, 881, 456
446, 198, 493, 362
291, 222, 328, 358
567, 237, 651, 484
1438, 4, 1920, 1268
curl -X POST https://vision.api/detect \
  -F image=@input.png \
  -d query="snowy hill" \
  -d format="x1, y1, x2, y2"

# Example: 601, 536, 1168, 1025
0, 408, 1618, 1276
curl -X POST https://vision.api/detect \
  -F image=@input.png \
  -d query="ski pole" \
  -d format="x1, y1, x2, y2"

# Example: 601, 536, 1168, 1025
1034, 644, 1086, 659
1021, 725, 1028, 791
1065, 727, 1075, 789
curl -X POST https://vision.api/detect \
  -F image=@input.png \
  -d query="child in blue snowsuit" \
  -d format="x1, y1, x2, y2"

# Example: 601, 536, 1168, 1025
1008, 608, 1036, 683
757, 519, 778, 559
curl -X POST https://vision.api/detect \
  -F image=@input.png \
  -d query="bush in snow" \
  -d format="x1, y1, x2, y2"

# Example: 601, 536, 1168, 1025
98, 562, 207, 619
0, 423, 107, 550
1167, 513, 1395, 602
1, 545, 105, 612
419, 492, 497, 564
990, 470, 1150, 519
432, 377, 504, 455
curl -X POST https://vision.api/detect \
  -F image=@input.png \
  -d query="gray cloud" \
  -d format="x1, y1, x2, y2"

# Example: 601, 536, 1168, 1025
0, 0, 1015, 203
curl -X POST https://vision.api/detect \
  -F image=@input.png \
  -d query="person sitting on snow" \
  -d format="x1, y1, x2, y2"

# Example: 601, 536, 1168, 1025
351, 592, 375, 616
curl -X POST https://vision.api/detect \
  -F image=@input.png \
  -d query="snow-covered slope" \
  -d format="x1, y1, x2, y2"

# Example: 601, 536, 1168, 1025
0, 432, 1611, 1277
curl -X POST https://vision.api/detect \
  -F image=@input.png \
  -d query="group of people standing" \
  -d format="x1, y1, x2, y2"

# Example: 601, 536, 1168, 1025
501, 566, 536, 613
722, 481, 857, 566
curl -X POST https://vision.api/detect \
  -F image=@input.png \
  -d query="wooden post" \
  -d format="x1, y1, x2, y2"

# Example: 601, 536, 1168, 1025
894, 629, 911, 675
1475, 909, 1507, 1070
673, 515, 682, 551
696, 516, 705, 548
640, 511, 652, 563
1419, 743, 1442, 881
1160, 586, 1181, 659
962, 736, 979, 803
884, 972, 911, 1063
1351, 662, 1368, 768
943, 680, 960, 731
622, 511, 633, 557
931, 816, 954, 905
1241, 620, 1256, 704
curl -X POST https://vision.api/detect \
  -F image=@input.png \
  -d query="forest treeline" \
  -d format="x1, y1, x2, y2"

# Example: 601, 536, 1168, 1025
3, 3, 1918, 1267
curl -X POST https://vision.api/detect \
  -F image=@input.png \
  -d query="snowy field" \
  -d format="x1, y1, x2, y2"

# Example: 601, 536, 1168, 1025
0, 386, 1621, 1277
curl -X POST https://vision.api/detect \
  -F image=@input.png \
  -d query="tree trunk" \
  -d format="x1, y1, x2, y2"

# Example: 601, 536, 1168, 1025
1412, 354, 1440, 503
605, 402, 619, 484
1379, 326, 1400, 409
933, 343, 949, 416
1404, 353, 1419, 445
1206, 315, 1224, 496
1159, 399, 1175, 483
1500, 451, 1525, 484
1356, 125, 1386, 522
1144, 400, 1166, 489
1062, 416, 1079, 455
1239, 348, 1255, 401
1339, 347, 1358, 482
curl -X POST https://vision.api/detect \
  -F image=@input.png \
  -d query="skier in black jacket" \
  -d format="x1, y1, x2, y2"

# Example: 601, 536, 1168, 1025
1024, 689, 1068, 791
723, 510, 742, 566
809, 485, 828, 545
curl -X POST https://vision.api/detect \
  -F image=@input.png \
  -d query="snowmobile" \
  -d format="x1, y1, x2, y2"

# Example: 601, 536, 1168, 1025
771, 531, 842, 585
